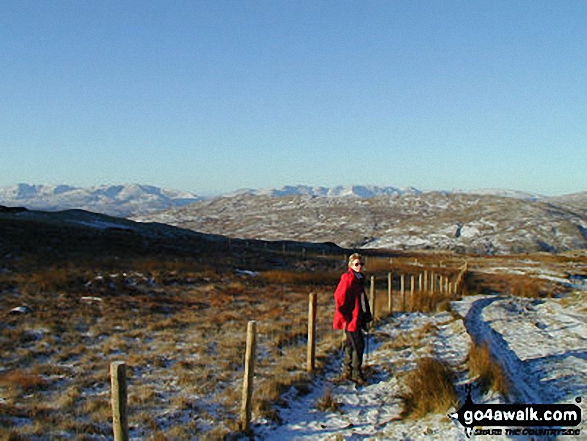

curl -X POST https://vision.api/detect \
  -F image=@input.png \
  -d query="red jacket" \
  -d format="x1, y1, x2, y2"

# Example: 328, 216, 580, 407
332, 269, 372, 332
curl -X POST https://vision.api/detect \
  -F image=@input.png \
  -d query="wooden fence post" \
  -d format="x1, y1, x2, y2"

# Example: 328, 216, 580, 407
455, 260, 468, 297
423, 270, 428, 294
307, 293, 317, 373
110, 361, 129, 441
387, 272, 393, 314
410, 275, 415, 311
400, 274, 406, 311
418, 273, 423, 311
369, 276, 376, 322
241, 321, 257, 433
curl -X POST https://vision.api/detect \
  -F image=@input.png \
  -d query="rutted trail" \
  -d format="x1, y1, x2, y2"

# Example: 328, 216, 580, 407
453, 293, 587, 406
254, 292, 586, 440
254, 312, 472, 440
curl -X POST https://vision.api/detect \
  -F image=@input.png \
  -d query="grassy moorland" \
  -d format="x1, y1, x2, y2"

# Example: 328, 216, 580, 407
1, 209, 584, 439
0, 256, 339, 439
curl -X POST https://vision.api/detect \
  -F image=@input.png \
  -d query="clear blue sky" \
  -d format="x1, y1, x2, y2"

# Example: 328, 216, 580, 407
1, 1, 585, 196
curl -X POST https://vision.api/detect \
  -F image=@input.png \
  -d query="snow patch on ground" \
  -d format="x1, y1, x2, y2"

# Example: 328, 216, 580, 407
254, 312, 472, 440
253, 292, 586, 440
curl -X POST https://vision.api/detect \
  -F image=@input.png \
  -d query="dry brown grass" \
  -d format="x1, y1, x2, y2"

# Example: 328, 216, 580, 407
468, 341, 509, 396
462, 251, 582, 298
0, 246, 582, 438
400, 357, 457, 418
466, 272, 556, 298
0, 370, 48, 393
315, 387, 342, 412
558, 290, 587, 312
0, 250, 345, 438
260, 269, 340, 285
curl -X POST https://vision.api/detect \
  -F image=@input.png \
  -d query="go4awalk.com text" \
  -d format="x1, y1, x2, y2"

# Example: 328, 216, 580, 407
449, 388, 582, 438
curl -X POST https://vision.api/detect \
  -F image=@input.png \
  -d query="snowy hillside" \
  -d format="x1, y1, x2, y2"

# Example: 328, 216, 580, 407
1, 202, 585, 439
454, 188, 543, 200
3, 183, 586, 254
227, 185, 422, 198
0, 183, 201, 217
546, 192, 587, 216
135, 191, 587, 254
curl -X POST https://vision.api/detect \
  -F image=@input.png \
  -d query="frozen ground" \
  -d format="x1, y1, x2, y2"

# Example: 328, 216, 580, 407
252, 291, 587, 440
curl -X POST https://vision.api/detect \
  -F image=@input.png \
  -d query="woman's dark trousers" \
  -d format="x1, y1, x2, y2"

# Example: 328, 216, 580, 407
344, 330, 365, 379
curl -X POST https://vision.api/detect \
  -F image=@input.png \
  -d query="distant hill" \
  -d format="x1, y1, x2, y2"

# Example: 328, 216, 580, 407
228, 185, 547, 200
2, 183, 586, 254
545, 191, 587, 216
0, 183, 202, 217
0, 205, 343, 266
0, 183, 551, 217
226, 184, 422, 198
134, 191, 587, 254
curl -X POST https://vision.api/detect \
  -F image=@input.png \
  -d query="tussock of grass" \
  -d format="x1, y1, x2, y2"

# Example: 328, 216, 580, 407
400, 357, 457, 419
468, 342, 509, 396
316, 387, 341, 412
0, 370, 47, 393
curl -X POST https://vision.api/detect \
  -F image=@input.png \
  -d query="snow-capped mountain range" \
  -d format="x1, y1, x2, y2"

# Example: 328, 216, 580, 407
0, 183, 545, 217
0, 183, 426, 217
2, 183, 586, 254
0, 183, 202, 217
226, 184, 423, 198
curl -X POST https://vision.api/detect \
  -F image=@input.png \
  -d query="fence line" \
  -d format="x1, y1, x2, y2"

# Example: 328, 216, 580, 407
368, 261, 469, 316
107, 261, 468, 438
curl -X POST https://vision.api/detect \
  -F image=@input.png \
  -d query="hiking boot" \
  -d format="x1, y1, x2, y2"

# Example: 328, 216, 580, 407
352, 373, 368, 386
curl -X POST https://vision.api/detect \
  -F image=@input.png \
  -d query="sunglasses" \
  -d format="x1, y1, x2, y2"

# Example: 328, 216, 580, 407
353, 262, 365, 267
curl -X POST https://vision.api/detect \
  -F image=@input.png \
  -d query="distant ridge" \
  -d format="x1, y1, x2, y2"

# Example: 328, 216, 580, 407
0, 183, 569, 219
134, 190, 587, 254
0, 183, 202, 217
226, 184, 422, 198
2, 183, 586, 254
454, 188, 543, 200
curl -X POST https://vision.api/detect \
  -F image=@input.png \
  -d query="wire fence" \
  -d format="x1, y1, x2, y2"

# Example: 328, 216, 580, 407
108, 260, 468, 437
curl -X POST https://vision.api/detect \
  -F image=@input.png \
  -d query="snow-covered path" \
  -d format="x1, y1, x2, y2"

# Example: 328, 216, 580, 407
254, 312, 472, 440
252, 292, 587, 440
453, 293, 587, 406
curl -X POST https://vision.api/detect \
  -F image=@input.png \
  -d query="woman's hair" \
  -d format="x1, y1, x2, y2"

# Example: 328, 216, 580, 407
348, 253, 363, 267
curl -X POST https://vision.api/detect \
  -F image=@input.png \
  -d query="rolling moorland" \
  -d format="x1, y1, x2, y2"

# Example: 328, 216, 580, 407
0, 188, 586, 439
0, 206, 348, 439
134, 188, 587, 254
3, 183, 587, 255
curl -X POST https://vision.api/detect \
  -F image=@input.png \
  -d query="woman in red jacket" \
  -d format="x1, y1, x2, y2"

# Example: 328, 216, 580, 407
333, 253, 372, 383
